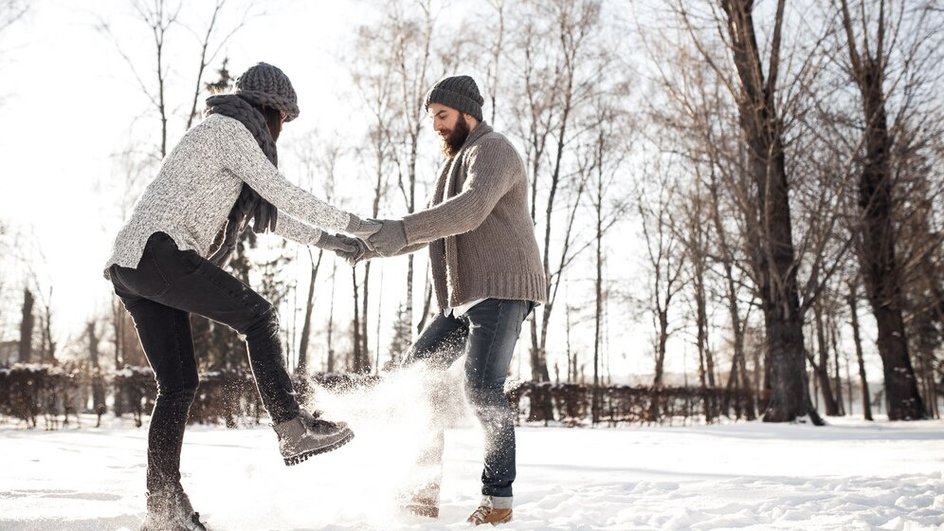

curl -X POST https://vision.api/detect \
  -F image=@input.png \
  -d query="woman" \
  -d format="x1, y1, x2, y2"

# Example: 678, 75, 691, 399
103, 62, 377, 531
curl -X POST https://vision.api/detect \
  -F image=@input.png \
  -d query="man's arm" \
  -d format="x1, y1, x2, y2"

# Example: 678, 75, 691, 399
400, 137, 520, 246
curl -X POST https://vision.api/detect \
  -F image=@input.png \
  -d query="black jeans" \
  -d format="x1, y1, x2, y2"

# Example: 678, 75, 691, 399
404, 298, 533, 498
110, 232, 299, 493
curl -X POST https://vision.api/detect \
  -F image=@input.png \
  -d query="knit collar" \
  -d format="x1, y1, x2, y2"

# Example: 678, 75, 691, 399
454, 121, 492, 157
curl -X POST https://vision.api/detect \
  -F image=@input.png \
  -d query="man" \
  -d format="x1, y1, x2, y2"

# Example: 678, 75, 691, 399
345, 75, 546, 526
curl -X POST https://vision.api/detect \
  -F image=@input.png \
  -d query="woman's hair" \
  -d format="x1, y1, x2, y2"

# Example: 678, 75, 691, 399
259, 106, 282, 142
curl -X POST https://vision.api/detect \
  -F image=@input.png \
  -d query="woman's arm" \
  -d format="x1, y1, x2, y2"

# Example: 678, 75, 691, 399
272, 213, 324, 246
216, 117, 371, 236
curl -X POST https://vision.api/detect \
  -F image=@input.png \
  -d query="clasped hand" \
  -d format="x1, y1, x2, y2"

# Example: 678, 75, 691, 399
364, 218, 407, 257
327, 218, 407, 266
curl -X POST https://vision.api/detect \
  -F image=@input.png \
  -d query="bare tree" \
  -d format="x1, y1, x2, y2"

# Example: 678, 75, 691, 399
680, 177, 720, 422
293, 134, 342, 375
583, 94, 631, 421
0, 0, 27, 34
17, 287, 33, 364
847, 279, 873, 420
99, 0, 260, 159
667, 0, 824, 424
348, 0, 459, 352
808, 292, 842, 415
99, 0, 181, 159
639, 175, 686, 397
183, 1, 255, 128
85, 320, 108, 416
836, 0, 938, 419
384, 0, 444, 337
502, 0, 606, 384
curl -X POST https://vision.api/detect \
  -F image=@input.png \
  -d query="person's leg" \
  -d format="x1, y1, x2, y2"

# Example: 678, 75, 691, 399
403, 311, 468, 368
112, 233, 351, 466
113, 233, 298, 421
398, 312, 468, 517
462, 299, 531, 524
111, 267, 203, 529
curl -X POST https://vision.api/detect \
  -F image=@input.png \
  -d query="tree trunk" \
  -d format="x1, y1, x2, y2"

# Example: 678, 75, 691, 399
359, 263, 372, 374
18, 288, 34, 364
709, 178, 755, 419
839, 0, 925, 421
829, 316, 846, 415
326, 263, 337, 373
86, 322, 107, 414
854, 79, 925, 419
297, 249, 324, 374
350, 268, 362, 373
719, 0, 821, 424
813, 300, 840, 415
847, 285, 873, 421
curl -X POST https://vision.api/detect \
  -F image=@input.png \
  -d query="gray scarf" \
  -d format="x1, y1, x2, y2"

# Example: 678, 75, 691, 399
204, 94, 279, 266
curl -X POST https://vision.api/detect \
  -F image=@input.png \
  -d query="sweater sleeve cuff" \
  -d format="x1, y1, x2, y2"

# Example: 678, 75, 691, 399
401, 211, 437, 245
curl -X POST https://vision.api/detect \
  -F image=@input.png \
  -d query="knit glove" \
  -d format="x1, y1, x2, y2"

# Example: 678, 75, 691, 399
345, 215, 382, 240
315, 232, 358, 254
366, 219, 408, 257
334, 236, 375, 266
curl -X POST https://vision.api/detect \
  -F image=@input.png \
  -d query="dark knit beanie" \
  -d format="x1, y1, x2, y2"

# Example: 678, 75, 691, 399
234, 62, 300, 122
424, 75, 484, 121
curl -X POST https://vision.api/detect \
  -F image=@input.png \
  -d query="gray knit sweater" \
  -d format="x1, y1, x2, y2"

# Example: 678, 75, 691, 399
401, 123, 547, 308
104, 114, 356, 277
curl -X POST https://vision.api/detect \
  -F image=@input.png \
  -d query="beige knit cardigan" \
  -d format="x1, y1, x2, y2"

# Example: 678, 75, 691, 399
401, 123, 547, 309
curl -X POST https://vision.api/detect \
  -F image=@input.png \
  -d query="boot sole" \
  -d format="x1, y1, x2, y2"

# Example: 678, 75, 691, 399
468, 512, 513, 526
403, 503, 440, 518
282, 429, 355, 466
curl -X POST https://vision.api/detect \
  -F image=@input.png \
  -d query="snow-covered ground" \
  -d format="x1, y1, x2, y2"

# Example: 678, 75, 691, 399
2, 371, 943, 530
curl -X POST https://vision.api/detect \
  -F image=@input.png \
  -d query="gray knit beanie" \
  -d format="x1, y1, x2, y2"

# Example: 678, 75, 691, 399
234, 62, 300, 122
424, 75, 484, 121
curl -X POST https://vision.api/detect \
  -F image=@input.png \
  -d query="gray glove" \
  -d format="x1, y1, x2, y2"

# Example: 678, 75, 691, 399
367, 219, 407, 257
345, 216, 382, 240
316, 232, 358, 254
333, 235, 373, 266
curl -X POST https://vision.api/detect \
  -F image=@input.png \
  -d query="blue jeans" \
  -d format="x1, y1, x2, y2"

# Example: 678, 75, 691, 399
109, 232, 300, 493
405, 298, 533, 498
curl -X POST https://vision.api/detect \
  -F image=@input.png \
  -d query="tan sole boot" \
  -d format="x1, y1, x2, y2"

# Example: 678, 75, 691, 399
467, 506, 512, 526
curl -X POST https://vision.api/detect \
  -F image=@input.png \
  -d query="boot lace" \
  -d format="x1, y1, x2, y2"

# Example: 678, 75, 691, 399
468, 504, 492, 524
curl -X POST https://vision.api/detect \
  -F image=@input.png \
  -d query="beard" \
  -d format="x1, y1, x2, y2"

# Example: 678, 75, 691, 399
439, 114, 471, 158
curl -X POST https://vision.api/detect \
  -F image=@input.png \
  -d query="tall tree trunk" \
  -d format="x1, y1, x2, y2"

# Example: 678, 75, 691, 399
18, 288, 33, 364
592, 188, 603, 424
829, 316, 846, 415
297, 249, 324, 374
326, 263, 337, 373
847, 283, 873, 421
719, 0, 821, 424
358, 267, 372, 374
86, 322, 107, 415
838, 0, 925, 420
351, 268, 362, 373
709, 178, 755, 419
813, 299, 840, 415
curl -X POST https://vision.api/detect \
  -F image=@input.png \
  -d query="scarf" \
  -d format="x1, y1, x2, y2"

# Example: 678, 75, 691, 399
204, 93, 279, 267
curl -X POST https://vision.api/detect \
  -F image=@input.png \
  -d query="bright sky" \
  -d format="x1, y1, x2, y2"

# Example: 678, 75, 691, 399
0, 0, 885, 384
0, 0, 384, 348
2, 0, 639, 376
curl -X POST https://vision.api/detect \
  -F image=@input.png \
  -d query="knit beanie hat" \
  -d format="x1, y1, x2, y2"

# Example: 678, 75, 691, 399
424, 75, 484, 121
233, 62, 300, 122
